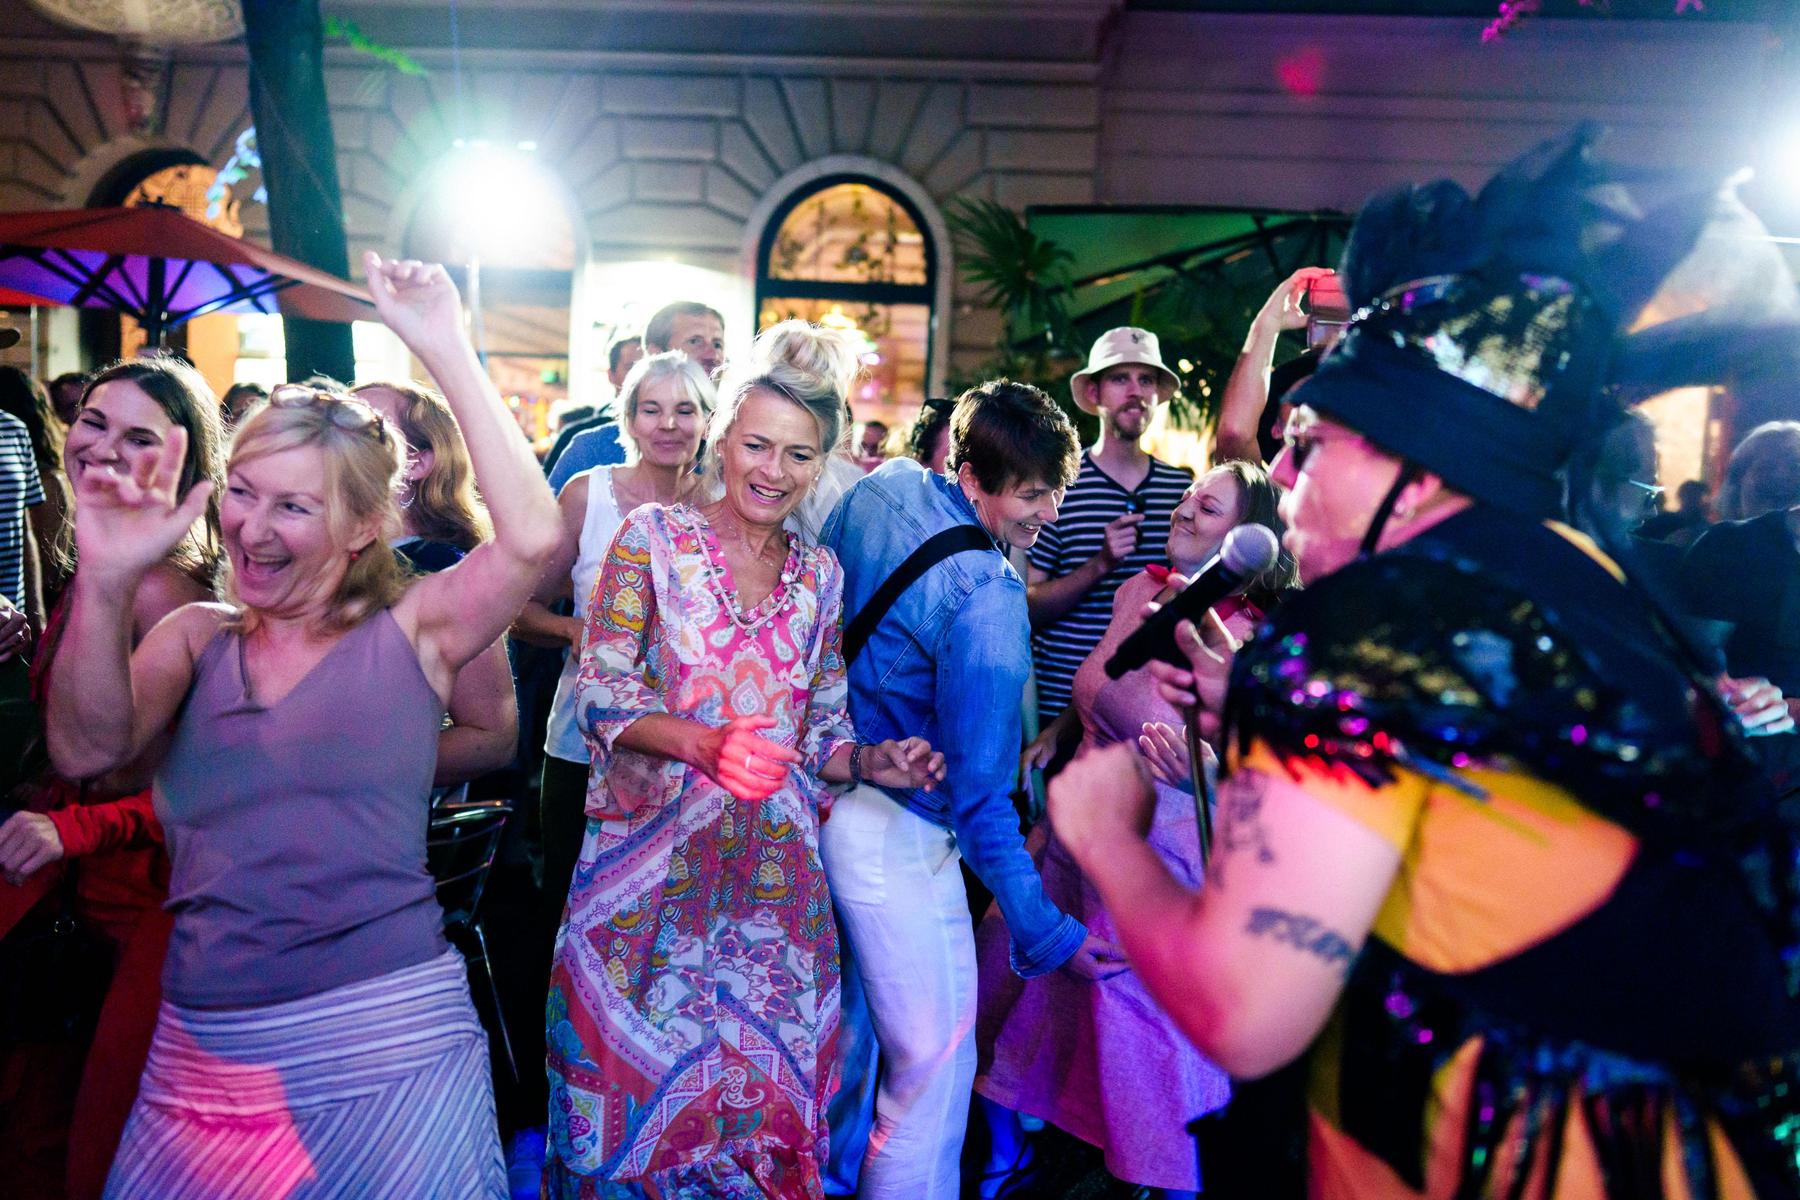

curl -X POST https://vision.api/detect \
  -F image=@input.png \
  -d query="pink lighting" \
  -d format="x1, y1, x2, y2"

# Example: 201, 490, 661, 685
1276, 46, 1326, 98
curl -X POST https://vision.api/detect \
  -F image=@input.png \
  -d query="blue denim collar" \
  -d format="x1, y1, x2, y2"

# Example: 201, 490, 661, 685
932, 470, 1004, 551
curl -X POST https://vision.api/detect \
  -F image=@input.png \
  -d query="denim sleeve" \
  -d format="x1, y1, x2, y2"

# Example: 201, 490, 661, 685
550, 427, 625, 496
935, 578, 1087, 977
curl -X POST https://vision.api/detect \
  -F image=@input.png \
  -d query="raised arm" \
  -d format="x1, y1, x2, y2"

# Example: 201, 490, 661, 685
47, 431, 216, 779
511, 471, 588, 648
369, 254, 560, 685
1214, 267, 1334, 466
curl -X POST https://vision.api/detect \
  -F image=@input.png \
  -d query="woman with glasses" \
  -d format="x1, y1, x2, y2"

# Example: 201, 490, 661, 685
47, 255, 560, 1199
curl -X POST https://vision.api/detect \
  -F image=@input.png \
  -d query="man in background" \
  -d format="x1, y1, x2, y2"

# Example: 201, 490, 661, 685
1026, 327, 1192, 730
541, 333, 644, 479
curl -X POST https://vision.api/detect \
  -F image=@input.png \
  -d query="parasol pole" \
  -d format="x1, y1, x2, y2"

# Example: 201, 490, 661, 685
144, 255, 167, 349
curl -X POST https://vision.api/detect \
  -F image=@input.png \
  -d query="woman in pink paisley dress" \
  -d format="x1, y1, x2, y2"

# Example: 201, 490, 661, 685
545, 321, 944, 1200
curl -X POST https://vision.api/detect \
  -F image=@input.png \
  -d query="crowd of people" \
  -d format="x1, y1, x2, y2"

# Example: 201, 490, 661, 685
3, 125, 1800, 1200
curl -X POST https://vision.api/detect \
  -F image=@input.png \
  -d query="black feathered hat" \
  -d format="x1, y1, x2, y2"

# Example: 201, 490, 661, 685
1300, 125, 1800, 519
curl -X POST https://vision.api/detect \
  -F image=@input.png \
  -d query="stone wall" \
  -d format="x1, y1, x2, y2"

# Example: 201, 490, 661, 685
0, 8, 1781, 388
1098, 13, 1774, 212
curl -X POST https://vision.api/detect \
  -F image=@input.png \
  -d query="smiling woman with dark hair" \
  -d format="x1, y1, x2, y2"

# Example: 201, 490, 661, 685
0, 352, 224, 1200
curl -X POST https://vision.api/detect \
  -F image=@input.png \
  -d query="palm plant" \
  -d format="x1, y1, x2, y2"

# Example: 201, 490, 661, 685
944, 197, 1092, 435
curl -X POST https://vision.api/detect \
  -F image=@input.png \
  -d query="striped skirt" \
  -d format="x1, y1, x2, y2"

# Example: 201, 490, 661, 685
103, 949, 505, 1200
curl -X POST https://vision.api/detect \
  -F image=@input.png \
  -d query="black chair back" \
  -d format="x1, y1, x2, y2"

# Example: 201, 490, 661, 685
426, 798, 510, 929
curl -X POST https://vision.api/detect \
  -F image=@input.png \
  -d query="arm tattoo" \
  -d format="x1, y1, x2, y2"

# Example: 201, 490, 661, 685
1209, 768, 1276, 890
1244, 907, 1359, 974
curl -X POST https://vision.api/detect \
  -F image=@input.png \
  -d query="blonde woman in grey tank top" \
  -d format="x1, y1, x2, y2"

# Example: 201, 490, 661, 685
47, 256, 561, 1200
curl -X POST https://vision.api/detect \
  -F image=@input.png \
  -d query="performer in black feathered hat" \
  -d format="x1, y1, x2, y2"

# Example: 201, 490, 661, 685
1047, 126, 1800, 1200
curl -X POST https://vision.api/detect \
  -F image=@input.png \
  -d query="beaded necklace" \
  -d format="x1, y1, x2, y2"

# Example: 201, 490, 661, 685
685, 505, 803, 633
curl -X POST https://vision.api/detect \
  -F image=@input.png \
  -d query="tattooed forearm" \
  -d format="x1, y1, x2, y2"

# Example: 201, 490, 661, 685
1209, 767, 1276, 890
1244, 907, 1359, 974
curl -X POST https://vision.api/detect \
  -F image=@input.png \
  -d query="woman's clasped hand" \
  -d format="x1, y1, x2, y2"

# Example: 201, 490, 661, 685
693, 714, 944, 801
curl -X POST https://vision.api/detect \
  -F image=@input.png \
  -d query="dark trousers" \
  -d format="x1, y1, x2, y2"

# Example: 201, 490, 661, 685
538, 755, 589, 940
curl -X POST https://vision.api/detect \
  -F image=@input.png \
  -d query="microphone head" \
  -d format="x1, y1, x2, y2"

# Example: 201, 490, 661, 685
1220, 523, 1281, 577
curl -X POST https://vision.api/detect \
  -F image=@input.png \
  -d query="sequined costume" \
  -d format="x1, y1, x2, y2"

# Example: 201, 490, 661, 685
1226, 503, 1800, 1199
545, 504, 855, 1200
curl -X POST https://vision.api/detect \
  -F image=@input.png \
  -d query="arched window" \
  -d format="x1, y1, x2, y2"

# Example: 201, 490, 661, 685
755, 177, 936, 428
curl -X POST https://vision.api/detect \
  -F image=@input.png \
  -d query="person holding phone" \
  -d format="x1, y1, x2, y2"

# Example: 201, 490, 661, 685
1213, 267, 1343, 468
1026, 328, 1193, 737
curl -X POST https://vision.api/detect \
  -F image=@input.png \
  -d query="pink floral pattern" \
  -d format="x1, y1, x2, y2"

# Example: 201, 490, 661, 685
545, 504, 854, 1200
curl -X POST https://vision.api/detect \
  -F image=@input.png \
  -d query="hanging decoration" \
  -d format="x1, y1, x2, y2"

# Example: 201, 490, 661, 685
27, 0, 246, 136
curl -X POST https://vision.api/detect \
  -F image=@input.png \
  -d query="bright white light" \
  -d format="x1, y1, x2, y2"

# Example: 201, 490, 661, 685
1754, 119, 1800, 201
435, 144, 564, 264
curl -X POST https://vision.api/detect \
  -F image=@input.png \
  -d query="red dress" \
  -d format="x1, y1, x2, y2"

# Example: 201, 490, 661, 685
0, 586, 173, 1200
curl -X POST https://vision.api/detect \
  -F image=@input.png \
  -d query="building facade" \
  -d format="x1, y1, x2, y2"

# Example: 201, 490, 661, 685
0, 0, 1783, 452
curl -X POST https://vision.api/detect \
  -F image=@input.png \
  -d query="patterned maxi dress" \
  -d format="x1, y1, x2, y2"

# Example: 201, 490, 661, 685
545, 503, 855, 1200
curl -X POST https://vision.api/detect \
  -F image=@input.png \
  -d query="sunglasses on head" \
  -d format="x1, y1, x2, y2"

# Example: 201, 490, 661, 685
268, 385, 393, 446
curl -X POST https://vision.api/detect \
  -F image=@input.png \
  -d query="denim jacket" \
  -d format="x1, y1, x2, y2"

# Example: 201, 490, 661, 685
821, 459, 1087, 977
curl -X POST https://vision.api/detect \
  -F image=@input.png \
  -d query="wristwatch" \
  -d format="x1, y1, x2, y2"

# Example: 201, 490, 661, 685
849, 743, 866, 787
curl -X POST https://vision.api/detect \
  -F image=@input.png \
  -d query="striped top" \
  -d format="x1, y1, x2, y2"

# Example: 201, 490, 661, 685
1028, 452, 1192, 721
0, 410, 44, 608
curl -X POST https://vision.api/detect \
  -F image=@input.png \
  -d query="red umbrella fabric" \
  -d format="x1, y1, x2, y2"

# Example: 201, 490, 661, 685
0, 205, 376, 342
0, 287, 57, 308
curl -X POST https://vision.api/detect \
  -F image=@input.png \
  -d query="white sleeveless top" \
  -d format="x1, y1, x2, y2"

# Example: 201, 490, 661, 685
545, 466, 625, 763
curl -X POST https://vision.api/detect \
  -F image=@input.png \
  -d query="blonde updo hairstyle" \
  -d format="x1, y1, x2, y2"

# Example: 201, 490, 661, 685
349, 379, 492, 550
615, 351, 717, 465
704, 318, 860, 485
225, 387, 409, 632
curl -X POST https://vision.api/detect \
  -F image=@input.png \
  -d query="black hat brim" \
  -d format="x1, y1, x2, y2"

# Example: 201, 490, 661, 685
1298, 334, 1567, 520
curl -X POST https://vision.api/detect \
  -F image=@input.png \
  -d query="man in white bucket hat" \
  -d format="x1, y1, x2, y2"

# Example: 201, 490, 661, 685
1023, 326, 1193, 742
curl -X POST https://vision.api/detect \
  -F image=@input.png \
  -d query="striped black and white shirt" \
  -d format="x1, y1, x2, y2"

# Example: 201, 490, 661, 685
0, 410, 43, 608
1029, 452, 1192, 721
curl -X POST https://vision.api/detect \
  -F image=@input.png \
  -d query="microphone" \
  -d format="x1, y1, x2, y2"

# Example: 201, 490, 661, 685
1104, 524, 1280, 679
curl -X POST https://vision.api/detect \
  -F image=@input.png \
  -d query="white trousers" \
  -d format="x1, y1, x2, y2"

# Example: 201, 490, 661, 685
820, 784, 977, 1200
